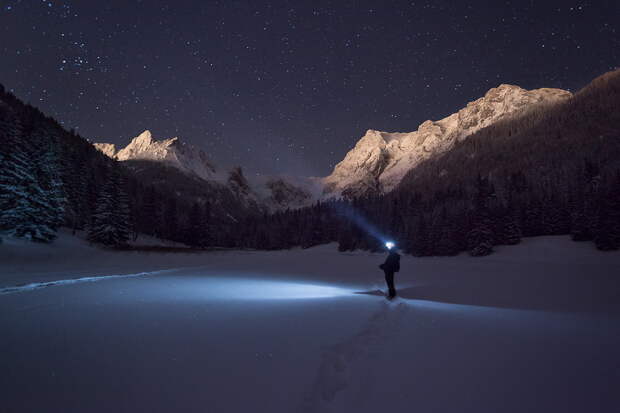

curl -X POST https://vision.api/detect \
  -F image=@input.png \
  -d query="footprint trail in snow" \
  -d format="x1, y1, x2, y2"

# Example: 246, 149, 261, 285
301, 300, 410, 412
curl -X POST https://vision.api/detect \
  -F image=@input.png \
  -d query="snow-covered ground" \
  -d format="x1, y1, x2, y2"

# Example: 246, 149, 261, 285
1, 234, 619, 412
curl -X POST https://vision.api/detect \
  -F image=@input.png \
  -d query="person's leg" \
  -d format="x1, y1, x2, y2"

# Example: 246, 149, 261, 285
385, 271, 396, 298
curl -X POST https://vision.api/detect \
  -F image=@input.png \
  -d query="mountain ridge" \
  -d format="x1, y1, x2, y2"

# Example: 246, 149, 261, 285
94, 131, 317, 211
323, 83, 572, 198
95, 130, 219, 182
93, 83, 573, 208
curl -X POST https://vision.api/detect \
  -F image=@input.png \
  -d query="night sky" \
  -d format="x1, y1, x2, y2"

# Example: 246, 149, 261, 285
1, 1, 618, 176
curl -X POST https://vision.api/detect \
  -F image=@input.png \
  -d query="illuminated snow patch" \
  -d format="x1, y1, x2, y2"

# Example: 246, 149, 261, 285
191, 278, 349, 300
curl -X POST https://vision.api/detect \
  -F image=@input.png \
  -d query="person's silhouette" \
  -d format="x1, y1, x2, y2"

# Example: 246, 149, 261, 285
379, 245, 400, 299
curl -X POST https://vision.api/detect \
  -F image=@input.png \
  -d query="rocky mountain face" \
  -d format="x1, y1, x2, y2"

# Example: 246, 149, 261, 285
323, 84, 572, 198
94, 131, 314, 211
265, 178, 314, 210
92, 143, 117, 158
95, 130, 218, 181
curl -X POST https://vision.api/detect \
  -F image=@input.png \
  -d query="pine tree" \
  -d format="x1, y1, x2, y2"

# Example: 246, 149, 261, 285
185, 203, 202, 247
138, 186, 159, 237
337, 220, 355, 251
32, 136, 66, 239
594, 172, 620, 250
435, 222, 460, 256
571, 175, 600, 241
300, 212, 317, 249
522, 197, 541, 237
502, 207, 522, 245
61, 151, 90, 234
164, 196, 179, 241
87, 167, 131, 247
0, 115, 38, 239
200, 201, 212, 247
184, 201, 211, 248
572, 160, 602, 241
0, 111, 63, 242
409, 216, 430, 256
541, 195, 567, 235
466, 220, 494, 256
466, 175, 495, 256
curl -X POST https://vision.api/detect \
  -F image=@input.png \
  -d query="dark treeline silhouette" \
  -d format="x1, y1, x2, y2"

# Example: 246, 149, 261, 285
1, 70, 619, 254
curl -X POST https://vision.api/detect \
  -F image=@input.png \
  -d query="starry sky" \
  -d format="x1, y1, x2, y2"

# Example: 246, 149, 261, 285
1, 0, 618, 176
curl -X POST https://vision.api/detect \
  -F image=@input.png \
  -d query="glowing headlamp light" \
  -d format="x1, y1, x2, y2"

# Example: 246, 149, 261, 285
385, 242, 395, 250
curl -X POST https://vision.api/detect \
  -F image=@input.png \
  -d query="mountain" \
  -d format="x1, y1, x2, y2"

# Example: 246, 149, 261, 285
92, 143, 117, 158
323, 84, 572, 198
94, 131, 316, 211
249, 69, 619, 254
264, 178, 315, 209
93, 83, 575, 208
95, 130, 219, 182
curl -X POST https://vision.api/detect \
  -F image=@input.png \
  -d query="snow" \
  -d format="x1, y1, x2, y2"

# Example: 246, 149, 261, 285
1, 234, 619, 412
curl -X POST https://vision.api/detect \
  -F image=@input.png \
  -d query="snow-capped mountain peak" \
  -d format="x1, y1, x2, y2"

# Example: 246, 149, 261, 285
93, 131, 318, 211
92, 143, 117, 158
323, 84, 572, 197
95, 130, 217, 181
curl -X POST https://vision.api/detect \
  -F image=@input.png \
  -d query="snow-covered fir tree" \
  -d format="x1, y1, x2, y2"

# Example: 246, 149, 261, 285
594, 172, 620, 251
184, 201, 211, 248
32, 130, 66, 237
467, 175, 495, 257
0, 109, 65, 242
88, 166, 131, 247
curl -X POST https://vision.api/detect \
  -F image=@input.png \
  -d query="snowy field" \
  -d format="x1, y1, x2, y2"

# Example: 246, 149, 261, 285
1, 234, 619, 412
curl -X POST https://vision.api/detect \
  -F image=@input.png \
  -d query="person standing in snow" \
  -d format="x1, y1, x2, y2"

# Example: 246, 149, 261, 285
379, 243, 400, 299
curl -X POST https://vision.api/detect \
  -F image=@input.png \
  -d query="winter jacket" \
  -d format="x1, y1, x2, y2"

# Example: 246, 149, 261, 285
380, 251, 401, 273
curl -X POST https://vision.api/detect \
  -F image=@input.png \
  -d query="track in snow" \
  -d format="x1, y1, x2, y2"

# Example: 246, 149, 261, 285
301, 300, 410, 412
0, 269, 176, 295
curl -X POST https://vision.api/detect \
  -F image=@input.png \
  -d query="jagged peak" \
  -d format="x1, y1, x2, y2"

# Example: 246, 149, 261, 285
358, 129, 389, 144
161, 136, 180, 147
93, 143, 117, 158
495, 83, 522, 90
131, 130, 153, 145
228, 166, 252, 194
93, 130, 219, 181
483, 83, 570, 99
126, 132, 186, 150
